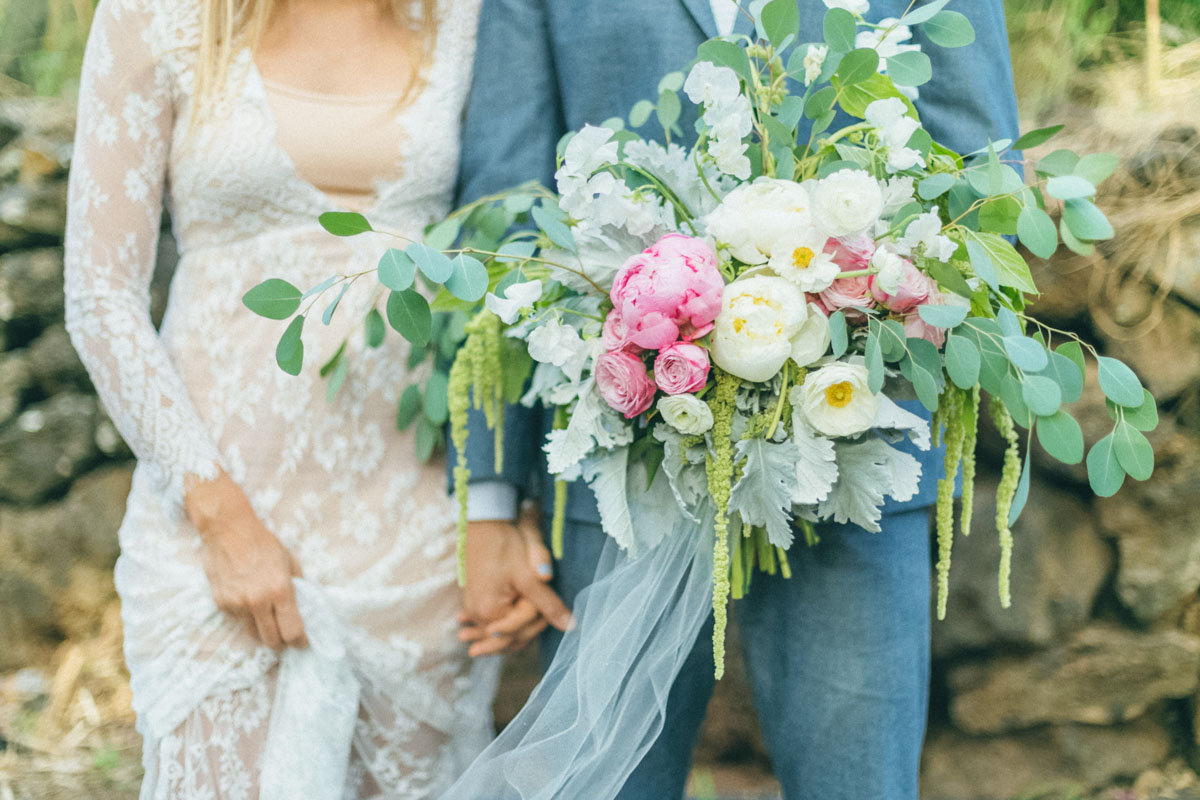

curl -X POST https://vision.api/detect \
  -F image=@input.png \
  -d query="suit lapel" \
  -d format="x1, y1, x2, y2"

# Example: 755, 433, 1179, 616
680, 0, 719, 39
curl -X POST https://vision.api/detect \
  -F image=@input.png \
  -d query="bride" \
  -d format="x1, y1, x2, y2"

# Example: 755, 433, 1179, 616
63, 0, 561, 796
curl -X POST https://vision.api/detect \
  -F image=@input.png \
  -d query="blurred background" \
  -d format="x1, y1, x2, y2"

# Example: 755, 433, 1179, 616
0, 1, 1198, 798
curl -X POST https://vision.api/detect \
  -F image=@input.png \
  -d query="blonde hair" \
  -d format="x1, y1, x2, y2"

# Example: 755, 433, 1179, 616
193, 0, 437, 118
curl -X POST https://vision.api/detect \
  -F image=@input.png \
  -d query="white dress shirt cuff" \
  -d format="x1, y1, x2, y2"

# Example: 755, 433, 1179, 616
460, 480, 519, 522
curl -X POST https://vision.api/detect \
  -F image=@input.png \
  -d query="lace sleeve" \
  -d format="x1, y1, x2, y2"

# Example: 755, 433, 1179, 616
64, 0, 224, 513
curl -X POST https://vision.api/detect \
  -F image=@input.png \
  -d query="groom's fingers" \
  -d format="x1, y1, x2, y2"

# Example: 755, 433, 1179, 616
516, 575, 573, 632
506, 619, 548, 653
485, 598, 540, 638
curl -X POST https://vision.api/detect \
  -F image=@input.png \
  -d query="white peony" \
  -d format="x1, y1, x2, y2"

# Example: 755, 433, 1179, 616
798, 362, 881, 437
657, 395, 715, 435
484, 279, 543, 324
767, 229, 840, 293
824, 0, 869, 14
803, 44, 828, 86
811, 169, 884, 238
710, 276, 811, 383
703, 178, 814, 265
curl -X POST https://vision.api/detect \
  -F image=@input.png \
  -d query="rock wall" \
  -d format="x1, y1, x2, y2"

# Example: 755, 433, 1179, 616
1, 96, 1198, 798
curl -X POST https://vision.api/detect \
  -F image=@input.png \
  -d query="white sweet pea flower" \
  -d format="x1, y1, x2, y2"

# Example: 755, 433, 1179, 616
484, 280, 543, 325
865, 98, 925, 173
824, 0, 869, 14
871, 246, 905, 295
559, 125, 619, 178
527, 319, 591, 383
657, 395, 715, 435
811, 169, 884, 238
879, 175, 916, 217
710, 276, 812, 382
898, 209, 958, 262
803, 44, 828, 86
704, 94, 754, 180
704, 178, 814, 265
856, 19, 918, 60
767, 230, 840, 293
799, 362, 881, 437
684, 62, 741, 108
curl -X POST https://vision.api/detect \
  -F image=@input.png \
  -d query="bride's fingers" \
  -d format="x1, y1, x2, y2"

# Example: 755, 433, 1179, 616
518, 522, 553, 581
506, 619, 549, 653
484, 599, 540, 638
458, 624, 488, 643
468, 632, 514, 658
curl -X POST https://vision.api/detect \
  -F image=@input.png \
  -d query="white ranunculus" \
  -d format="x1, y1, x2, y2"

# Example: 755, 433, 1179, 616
684, 62, 742, 108
811, 169, 884, 238
898, 208, 958, 262
657, 395, 715, 435
767, 230, 840, 293
803, 44, 828, 86
798, 362, 881, 437
703, 178, 813, 265
710, 276, 810, 382
790, 303, 832, 368
484, 279, 543, 324
824, 0, 869, 14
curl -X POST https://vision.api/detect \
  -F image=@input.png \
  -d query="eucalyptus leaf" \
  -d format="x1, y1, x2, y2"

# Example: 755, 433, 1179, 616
1086, 433, 1126, 497
944, 333, 980, 389
407, 243, 454, 282
1120, 390, 1159, 432
836, 48, 880, 86
424, 369, 450, 426
378, 248, 417, 291
885, 49, 932, 86
532, 204, 577, 253
445, 254, 489, 302
1097, 356, 1144, 408
1000, 373, 1033, 428
1059, 216, 1096, 256
1056, 341, 1086, 374
1017, 206, 1058, 259
1008, 451, 1032, 525
386, 289, 432, 348
318, 211, 373, 237
243, 279, 302, 320
697, 39, 754, 81
1036, 410, 1084, 464
656, 89, 682, 133
997, 307, 1022, 338
1012, 124, 1065, 151
761, 0, 800, 48
918, 173, 955, 200
923, 10, 975, 48
1046, 175, 1096, 201
1063, 199, 1114, 241
823, 7, 857, 53
629, 99, 655, 128
396, 385, 422, 430
1074, 152, 1120, 186
415, 416, 439, 462
321, 282, 349, 326
364, 307, 386, 348
1112, 420, 1154, 481
424, 217, 462, 251
917, 303, 968, 329
1003, 335, 1049, 372
829, 310, 848, 358
276, 314, 305, 376
865, 331, 884, 394
324, 357, 347, 403
900, 0, 951, 25
964, 231, 1038, 294
1036, 351, 1084, 404
1022, 374, 1062, 416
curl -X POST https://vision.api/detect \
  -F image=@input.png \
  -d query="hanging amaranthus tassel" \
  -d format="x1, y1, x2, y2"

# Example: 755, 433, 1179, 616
959, 386, 980, 537
935, 387, 965, 620
990, 397, 1021, 609
705, 369, 739, 679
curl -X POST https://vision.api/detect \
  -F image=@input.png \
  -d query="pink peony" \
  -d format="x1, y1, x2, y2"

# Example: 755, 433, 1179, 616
871, 261, 934, 313
602, 309, 639, 352
816, 275, 876, 316
594, 350, 657, 419
609, 233, 725, 350
828, 234, 876, 270
654, 342, 711, 395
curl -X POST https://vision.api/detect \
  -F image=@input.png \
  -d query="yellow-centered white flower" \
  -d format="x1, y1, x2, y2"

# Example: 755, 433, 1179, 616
798, 362, 881, 437
657, 395, 715, 435
767, 230, 840, 293
711, 276, 825, 383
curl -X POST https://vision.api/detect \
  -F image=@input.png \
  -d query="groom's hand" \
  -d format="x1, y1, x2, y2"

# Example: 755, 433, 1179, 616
458, 505, 571, 657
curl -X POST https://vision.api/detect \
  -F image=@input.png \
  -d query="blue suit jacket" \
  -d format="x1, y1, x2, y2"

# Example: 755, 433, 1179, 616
453, 0, 1020, 525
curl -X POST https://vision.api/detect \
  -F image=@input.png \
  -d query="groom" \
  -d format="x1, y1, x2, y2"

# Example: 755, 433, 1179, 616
453, 1, 1019, 798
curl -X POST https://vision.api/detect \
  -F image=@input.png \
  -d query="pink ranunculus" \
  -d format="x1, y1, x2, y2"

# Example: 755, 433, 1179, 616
828, 234, 876, 270
817, 275, 876, 316
610, 233, 725, 350
654, 342, 711, 395
594, 350, 657, 419
871, 260, 934, 313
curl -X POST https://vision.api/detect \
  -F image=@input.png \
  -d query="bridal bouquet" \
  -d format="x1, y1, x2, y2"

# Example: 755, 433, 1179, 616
245, 0, 1157, 676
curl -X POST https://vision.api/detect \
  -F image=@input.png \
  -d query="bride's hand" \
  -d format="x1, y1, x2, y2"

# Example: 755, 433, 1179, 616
185, 471, 308, 650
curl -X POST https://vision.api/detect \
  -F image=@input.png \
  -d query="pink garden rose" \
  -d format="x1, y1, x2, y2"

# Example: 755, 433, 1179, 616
816, 275, 876, 316
654, 342, 711, 395
595, 350, 657, 419
609, 233, 724, 350
828, 234, 876, 270
903, 309, 947, 347
871, 261, 934, 313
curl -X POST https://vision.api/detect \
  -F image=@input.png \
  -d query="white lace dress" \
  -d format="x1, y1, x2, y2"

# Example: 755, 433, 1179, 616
62, 1, 495, 798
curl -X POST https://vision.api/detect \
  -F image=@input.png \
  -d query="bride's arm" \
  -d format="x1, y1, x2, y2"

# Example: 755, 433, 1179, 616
65, 1, 306, 650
